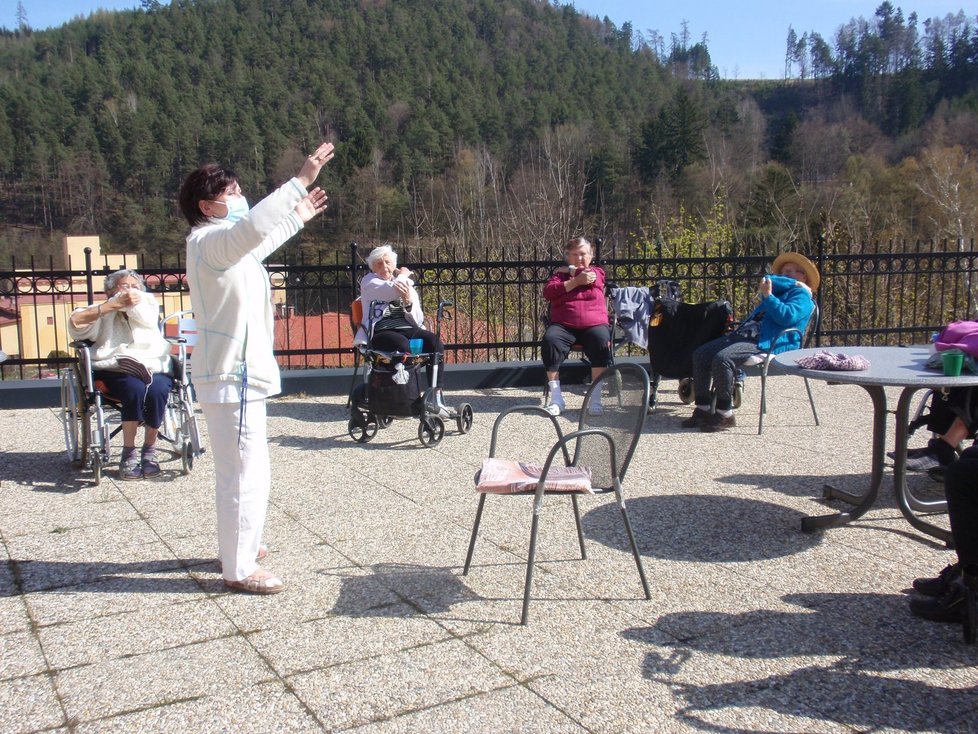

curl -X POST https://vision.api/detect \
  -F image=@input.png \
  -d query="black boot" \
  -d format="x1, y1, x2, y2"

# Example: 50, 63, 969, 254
962, 568, 978, 644
910, 581, 967, 623
912, 562, 961, 597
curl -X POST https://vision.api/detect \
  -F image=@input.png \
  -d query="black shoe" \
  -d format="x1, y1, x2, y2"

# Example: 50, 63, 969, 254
681, 408, 711, 429
910, 582, 967, 623
700, 413, 736, 432
912, 563, 960, 597
887, 446, 932, 461
905, 448, 945, 473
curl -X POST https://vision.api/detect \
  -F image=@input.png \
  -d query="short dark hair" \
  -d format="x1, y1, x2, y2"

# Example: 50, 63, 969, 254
178, 164, 239, 227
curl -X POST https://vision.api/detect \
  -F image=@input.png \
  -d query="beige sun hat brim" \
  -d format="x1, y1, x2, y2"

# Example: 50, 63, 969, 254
772, 252, 820, 292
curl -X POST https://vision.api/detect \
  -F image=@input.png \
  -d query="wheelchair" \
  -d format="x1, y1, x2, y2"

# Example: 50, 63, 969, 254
60, 311, 203, 484
348, 299, 474, 448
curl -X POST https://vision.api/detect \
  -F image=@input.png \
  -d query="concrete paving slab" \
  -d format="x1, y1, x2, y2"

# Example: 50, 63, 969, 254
286, 637, 514, 731
0, 630, 49, 679
350, 684, 588, 733
24, 573, 208, 627
55, 636, 275, 722
0, 673, 64, 733
37, 597, 235, 670
71, 680, 322, 733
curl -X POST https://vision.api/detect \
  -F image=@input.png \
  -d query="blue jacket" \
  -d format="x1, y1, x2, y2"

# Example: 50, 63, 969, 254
743, 275, 815, 354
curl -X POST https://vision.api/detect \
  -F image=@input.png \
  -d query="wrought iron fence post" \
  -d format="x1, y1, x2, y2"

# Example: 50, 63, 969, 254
349, 241, 359, 294
84, 247, 94, 305
814, 233, 825, 347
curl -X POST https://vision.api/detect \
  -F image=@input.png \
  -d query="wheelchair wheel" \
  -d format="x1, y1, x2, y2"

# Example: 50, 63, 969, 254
162, 397, 184, 447
678, 378, 694, 404
181, 441, 194, 475
456, 403, 473, 434
348, 414, 378, 443
83, 412, 111, 486
418, 416, 445, 447
378, 415, 394, 429
91, 450, 103, 484
61, 369, 82, 464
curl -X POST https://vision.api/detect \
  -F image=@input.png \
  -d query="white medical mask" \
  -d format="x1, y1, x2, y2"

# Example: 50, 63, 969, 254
216, 195, 249, 223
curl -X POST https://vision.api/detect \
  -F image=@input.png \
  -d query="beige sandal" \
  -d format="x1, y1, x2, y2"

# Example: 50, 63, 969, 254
224, 568, 287, 595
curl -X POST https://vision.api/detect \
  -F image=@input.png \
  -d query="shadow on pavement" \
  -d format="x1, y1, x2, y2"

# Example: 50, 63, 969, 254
584, 494, 821, 562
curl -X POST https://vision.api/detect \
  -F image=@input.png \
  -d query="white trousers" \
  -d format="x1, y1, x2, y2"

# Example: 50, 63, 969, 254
200, 399, 270, 581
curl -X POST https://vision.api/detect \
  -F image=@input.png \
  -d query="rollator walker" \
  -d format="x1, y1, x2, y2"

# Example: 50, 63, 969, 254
348, 299, 473, 448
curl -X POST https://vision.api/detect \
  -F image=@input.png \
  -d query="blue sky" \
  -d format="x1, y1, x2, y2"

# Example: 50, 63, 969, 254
11, 0, 972, 79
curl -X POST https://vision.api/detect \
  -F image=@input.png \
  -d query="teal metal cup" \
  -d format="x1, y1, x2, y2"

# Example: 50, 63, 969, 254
409, 338, 424, 355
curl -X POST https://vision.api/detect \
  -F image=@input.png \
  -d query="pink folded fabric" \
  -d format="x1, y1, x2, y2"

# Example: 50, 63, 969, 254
795, 351, 870, 371
477, 458, 593, 494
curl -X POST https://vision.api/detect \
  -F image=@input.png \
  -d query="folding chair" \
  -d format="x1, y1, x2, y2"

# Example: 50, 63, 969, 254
463, 362, 652, 624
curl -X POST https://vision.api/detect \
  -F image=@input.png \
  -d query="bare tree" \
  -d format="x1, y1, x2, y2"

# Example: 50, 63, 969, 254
914, 145, 978, 311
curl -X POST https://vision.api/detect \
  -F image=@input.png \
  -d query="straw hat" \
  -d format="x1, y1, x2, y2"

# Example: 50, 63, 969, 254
772, 252, 820, 292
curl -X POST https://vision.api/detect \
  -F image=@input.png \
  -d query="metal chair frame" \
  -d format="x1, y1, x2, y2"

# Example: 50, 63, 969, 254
464, 362, 652, 624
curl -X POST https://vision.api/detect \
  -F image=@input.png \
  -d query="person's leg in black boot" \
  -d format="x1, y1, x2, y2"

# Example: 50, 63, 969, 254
910, 447, 978, 624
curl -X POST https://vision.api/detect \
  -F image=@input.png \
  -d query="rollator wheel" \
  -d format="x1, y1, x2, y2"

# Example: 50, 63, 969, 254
732, 381, 744, 410
418, 416, 445, 447
181, 441, 194, 475
678, 378, 694, 404
348, 416, 378, 443
456, 404, 474, 434
378, 415, 394, 429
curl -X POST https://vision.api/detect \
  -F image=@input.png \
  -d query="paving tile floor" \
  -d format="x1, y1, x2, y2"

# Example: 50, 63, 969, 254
1, 375, 976, 732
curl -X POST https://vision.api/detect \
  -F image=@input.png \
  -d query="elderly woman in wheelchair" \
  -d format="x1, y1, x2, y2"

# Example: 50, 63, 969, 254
67, 269, 172, 480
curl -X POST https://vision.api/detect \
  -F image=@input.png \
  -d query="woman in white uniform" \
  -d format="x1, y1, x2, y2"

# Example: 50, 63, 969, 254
178, 141, 335, 594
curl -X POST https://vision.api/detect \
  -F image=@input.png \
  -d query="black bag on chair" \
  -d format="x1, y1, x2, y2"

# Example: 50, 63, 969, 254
648, 299, 733, 379
367, 361, 424, 418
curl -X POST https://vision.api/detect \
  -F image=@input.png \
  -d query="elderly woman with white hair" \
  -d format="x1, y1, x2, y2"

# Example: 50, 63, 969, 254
67, 268, 172, 480
359, 245, 445, 372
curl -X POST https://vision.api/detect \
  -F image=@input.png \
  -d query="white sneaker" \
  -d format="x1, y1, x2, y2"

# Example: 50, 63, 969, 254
545, 392, 565, 415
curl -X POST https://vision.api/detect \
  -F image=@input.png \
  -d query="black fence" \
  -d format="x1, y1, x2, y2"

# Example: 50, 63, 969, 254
2, 240, 976, 380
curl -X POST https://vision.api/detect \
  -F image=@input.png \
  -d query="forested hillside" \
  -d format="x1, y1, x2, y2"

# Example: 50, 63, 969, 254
1, 0, 977, 263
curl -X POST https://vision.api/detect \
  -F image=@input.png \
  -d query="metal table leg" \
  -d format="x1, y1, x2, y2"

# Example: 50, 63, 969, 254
802, 384, 887, 532
894, 387, 951, 544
